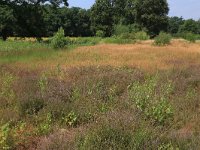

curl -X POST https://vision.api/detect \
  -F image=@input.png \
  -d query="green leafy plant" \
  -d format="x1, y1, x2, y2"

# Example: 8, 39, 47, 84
128, 76, 157, 111
146, 98, 173, 124
63, 111, 78, 127
51, 27, 68, 49
37, 113, 52, 135
154, 32, 172, 46
128, 76, 174, 124
158, 142, 179, 150
38, 73, 48, 96
96, 30, 105, 37
0, 123, 14, 150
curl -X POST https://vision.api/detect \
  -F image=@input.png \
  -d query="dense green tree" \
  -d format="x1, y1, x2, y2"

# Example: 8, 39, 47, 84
43, 5, 62, 36
135, 0, 169, 36
0, 0, 68, 40
60, 7, 92, 36
0, 4, 15, 40
90, 0, 114, 36
179, 19, 200, 34
1, 0, 68, 7
43, 6, 92, 37
14, 4, 46, 38
111, 0, 136, 25
168, 16, 184, 34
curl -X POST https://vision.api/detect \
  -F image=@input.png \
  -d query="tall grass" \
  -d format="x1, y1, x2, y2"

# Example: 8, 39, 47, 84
0, 40, 56, 63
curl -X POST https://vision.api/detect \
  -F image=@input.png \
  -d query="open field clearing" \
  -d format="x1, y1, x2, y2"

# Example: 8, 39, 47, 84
1, 40, 200, 149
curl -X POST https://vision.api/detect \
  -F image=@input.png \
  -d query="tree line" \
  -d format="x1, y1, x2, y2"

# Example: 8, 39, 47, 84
0, 0, 200, 41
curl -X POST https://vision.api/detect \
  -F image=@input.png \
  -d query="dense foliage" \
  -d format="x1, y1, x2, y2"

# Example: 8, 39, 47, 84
0, 0, 200, 40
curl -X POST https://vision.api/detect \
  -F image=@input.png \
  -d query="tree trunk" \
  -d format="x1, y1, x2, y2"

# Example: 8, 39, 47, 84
2, 29, 8, 41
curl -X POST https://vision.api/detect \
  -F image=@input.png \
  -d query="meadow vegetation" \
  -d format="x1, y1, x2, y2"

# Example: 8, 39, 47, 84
0, 37, 200, 149
1, 0, 200, 149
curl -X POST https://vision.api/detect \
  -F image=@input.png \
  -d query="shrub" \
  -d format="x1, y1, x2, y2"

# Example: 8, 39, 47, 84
103, 37, 133, 44
19, 99, 45, 116
96, 30, 105, 37
51, 27, 68, 49
146, 98, 173, 124
120, 33, 135, 40
154, 32, 172, 46
129, 23, 141, 33
134, 31, 150, 41
62, 111, 78, 127
182, 32, 197, 42
114, 25, 129, 36
128, 76, 174, 124
70, 37, 101, 46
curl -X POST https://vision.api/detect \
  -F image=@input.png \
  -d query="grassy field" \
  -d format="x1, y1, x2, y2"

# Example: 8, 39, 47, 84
0, 39, 200, 149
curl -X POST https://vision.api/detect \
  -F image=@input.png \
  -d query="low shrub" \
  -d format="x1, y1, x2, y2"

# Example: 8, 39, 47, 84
62, 111, 78, 127
120, 33, 135, 40
114, 25, 130, 36
146, 98, 173, 124
134, 31, 150, 41
154, 32, 172, 46
19, 99, 45, 116
96, 30, 105, 37
70, 37, 101, 46
103, 37, 133, 44
128, 76, 174, 124
181, 32, 197, 42
51, 27, 69, 49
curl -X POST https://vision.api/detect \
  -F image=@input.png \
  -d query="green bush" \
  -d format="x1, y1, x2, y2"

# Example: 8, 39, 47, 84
62, 111, 78, 127
129, 23, 142, 33
51, 27, 68, 49
128, 76, 174, 124
120, 33, 135, 40
96, 30, 105, 37
103, 37, 133, 44
134, 31, 150, 41
114, 25, 129, 36
146, 99, 173, 124
70, 37, 101, 46
154, 32, 172, 46
19, 99, 45, 116
182, 32, 197, 42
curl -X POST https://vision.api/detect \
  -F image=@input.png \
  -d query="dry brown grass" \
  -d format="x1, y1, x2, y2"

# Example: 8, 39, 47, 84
8, 40, 199, 73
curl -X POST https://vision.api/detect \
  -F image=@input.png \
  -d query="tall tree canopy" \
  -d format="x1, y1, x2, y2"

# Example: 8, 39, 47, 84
90, 0, 114, 36
135, 0, 169, 36
1, 0, 68, 7
1, 0, 200, 40
168, 17, 184, 34
0, 4, 15, 40
0, 0, 68, 40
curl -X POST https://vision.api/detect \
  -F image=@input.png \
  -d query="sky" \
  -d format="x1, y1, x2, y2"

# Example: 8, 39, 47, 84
68, 0, 200, 20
